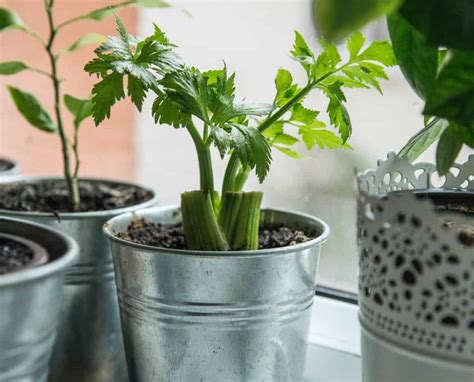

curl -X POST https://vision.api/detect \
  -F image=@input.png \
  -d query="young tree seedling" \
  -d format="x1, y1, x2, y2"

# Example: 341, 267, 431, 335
0, 0, 169, 211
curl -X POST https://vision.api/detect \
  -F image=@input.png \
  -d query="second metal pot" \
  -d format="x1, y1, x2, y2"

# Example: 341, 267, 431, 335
0, 176, 158, 382
104, 206, 330, 382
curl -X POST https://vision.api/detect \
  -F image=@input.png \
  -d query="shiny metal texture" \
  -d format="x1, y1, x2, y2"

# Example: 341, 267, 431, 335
0, 157, 20, 177
0, 176, 158, 382
0, 217, 78, 382
104, 206, 330, 382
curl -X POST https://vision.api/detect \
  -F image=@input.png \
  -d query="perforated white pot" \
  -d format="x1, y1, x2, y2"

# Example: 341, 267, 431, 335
357, 152, 474, 382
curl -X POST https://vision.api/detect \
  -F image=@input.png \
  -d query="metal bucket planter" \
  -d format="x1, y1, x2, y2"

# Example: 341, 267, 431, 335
357, 152, 474, 382
0, 176, 158, 382
0, 217, 78, 382
0, 157, 20, 177
104, 206, 329, 382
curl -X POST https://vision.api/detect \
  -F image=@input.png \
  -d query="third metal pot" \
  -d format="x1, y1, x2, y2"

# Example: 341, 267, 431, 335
104, 206, 330, 382
0, 217, 78, 382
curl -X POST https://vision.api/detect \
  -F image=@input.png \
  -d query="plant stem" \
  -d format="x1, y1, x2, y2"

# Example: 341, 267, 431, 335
218, 191, 243, 240
181, 191, 229, 251
228, 191, 263, 250
45, 0, 80, 211
186, 121, 215, 194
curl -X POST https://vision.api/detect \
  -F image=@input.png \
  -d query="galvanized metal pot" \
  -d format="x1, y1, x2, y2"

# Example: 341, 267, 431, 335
357, 153, 474, 382
104, 206, 330, 382
0, 217, 78, 382
0, 157, 20, 177
0, 176, 158, 382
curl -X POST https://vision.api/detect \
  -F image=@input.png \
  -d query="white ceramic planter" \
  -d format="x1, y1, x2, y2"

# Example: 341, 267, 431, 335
357, 152, 474, 382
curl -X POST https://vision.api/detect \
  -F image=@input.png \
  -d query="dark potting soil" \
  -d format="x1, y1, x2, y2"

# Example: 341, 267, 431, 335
0, 237, 34, 274
117, 218, 317, 250
0, 180, 153, 213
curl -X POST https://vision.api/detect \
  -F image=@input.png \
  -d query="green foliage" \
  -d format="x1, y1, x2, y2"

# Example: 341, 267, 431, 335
7, 86, 57, 133
424, 52, 474, 127
436, 126, 464, 175
399, 118, 448, 162
0, 7, 23, 31
65, 34, 106, 53
387, 13, 438, 99
64, 94, 93, 129
399, 0, 474, 52
312, 0, 474, 173
313, 0, 403, 41
0, 61, 28, 75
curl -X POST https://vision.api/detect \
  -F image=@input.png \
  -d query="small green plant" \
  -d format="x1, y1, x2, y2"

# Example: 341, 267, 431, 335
85, 17, 395, 251
314, 0, 474, 174
0, 0, 169, 211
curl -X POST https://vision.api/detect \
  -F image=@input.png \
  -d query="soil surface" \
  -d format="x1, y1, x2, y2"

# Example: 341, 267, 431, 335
0, 237, 34, 274
118, 218, 317, 250
0, 159, 14, 172
0, 180, 153, 213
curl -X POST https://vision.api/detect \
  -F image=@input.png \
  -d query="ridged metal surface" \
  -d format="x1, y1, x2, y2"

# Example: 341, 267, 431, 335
105, 206, 329, 382
0, 176, 158, 382
0, 217, 78, 382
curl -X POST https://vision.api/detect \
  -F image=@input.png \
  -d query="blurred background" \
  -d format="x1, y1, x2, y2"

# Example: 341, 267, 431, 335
1, 0, 470, 292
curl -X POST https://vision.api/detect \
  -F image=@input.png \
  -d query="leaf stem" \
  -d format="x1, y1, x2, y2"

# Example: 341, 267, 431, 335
45, 0, 80, 211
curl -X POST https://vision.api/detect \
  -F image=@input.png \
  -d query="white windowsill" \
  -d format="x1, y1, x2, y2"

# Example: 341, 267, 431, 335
308, 296, 361, 356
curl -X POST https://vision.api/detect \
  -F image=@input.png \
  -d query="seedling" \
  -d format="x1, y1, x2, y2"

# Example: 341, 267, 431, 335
86, 17, 395, 250
0, 0, 169, 211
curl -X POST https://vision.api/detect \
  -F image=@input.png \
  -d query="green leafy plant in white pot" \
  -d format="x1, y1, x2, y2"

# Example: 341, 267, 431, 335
0, 2, 171, 381
89, 17, 395, 381
315, 1, 474, 381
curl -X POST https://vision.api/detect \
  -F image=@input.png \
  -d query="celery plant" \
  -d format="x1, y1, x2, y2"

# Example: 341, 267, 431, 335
85, 17, 395, 250
0, 1, 169, 211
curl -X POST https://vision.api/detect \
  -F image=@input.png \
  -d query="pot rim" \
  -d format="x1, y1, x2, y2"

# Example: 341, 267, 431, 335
0, 157, 20, 175
0, 176, 158, 220
103, 205, 330, 258
0, 217, 79, 287
359, 315, 474, 370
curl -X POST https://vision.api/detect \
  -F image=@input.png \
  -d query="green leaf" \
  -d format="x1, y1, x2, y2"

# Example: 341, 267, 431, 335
291, 104, 319, 124
357, 41, 396, 66
127, 74, 147, 111
272, 133, 299, 146
291, 31, 316, 77
214, 124, 272, 183
275, 68, 293, 92
0, 61, 28, 75
399, 118, 448, 162
90, 72, 126, 125
152, 91, 191, 128
7, 86, 57, 133
161, 67, 210, 122
299, 124, 349, 150
64, 94, 93, 128
436, 125, 463, 175
84, 8, 116, 21
313, 0, 403, 41
319, 82, 352, 142
135, 0, 170, 7
347, 32, 366, 60
424, 52, 474, 126
274, 146, 302, 158
400, 0, 474, 52
65, 33, 106, 53
0, 7, 23, 31
450, 124, 474, 148
387, 13, 438, 99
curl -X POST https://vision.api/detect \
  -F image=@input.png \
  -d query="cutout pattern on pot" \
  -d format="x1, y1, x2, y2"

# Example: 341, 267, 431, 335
357, 152, 474, 365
